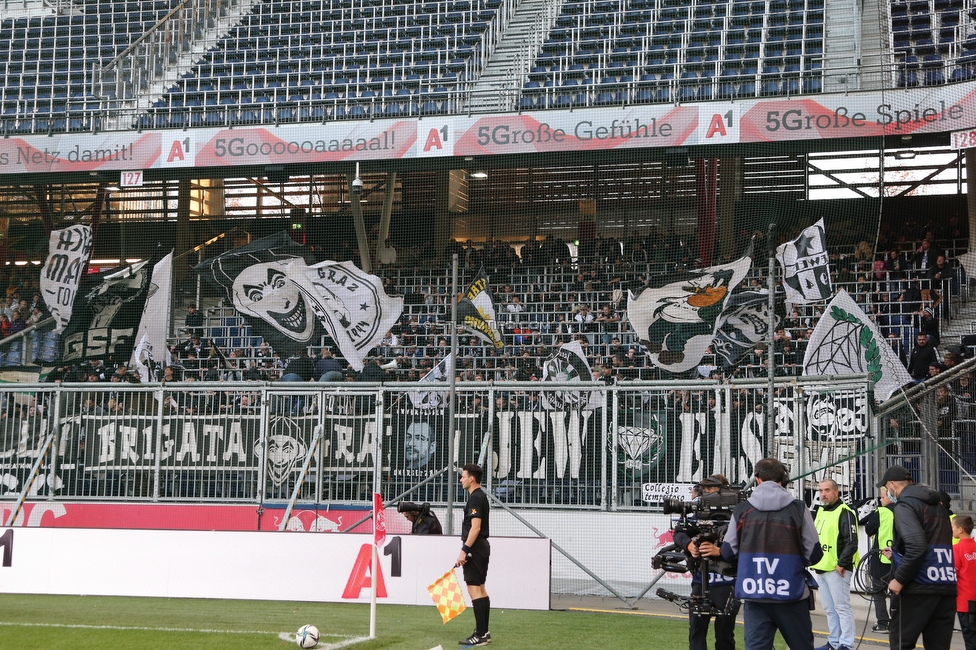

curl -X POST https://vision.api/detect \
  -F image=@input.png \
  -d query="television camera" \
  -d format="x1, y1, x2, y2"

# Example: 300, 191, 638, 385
652, 486, 747, 616
397, 501, 443, 535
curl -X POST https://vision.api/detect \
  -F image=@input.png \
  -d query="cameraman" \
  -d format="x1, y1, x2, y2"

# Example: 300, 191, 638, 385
399, 502, 443, 535
673, 474, 740, 650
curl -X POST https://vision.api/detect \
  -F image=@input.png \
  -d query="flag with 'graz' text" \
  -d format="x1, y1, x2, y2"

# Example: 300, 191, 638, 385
195, 232, 402, 371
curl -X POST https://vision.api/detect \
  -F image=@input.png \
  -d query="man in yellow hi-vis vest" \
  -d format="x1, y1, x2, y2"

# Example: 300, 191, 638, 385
861, 486, 895, 632
812, 479, 860, 650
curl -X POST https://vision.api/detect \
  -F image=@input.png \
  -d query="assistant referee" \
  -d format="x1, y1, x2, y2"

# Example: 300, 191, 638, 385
456, 463, 491, 647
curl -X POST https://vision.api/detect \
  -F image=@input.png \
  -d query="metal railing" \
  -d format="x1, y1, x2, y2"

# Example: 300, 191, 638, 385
1, 376, 877, 524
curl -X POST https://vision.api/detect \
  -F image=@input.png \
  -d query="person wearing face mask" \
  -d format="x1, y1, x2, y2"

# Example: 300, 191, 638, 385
877, 465, 956, 650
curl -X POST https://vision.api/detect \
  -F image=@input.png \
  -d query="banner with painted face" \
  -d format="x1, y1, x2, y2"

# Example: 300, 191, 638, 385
712, 288, 785, 372
627, 254, 752, 373
195, 232, 402, 370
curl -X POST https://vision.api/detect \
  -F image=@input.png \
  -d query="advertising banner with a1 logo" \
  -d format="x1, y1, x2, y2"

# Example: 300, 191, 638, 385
2, 82, 976, 174
0, 528, 551, 610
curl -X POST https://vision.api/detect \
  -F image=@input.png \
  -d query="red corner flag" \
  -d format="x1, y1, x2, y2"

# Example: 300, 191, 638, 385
373, 492, 386, 548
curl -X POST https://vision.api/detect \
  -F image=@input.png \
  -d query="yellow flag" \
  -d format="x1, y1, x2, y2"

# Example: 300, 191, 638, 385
427, 568, 467, 624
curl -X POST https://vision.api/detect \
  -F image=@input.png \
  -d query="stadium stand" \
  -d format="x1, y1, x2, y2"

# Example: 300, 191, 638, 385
0, 0, 974, 132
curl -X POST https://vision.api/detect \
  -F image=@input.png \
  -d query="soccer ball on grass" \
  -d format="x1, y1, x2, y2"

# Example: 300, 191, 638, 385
296, 624, 320, 648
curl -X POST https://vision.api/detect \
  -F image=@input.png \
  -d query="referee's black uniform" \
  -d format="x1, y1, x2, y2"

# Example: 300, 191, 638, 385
462, 487, 491, 586
458, 463, 491, 646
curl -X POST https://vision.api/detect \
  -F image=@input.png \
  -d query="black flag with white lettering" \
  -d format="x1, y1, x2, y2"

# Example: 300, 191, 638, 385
59, 259, 154, 364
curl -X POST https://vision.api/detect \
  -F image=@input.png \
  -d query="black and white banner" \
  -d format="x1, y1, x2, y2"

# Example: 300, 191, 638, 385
40, 225, 92, 333
776, 218, 833, 304
457, 267, 504, 351
407, 353, 453, 410
713, 288, 784, 372
60, 259, 153, 363
539, 341, 600, 410
130, 252, 173, 383
196, 232, 402, 370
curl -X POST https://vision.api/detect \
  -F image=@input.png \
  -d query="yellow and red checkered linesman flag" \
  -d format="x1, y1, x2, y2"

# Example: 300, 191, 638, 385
427, 568, 467, 624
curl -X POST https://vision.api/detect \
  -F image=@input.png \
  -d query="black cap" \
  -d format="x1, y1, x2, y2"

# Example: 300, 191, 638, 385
876, 465, 913, 487
699, 475, 728, 488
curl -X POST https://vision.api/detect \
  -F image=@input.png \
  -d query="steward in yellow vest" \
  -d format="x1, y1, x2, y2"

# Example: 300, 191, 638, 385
812, 496, 860, 573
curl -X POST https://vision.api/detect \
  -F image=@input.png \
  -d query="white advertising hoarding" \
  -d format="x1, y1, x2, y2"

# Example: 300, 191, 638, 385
0, 528, 550, 610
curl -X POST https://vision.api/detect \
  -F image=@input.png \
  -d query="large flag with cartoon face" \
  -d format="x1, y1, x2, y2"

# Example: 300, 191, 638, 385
776, 218, 833, 304
803, 289, 912, 402
626, 255, 751, 373
195, 232, 403, 371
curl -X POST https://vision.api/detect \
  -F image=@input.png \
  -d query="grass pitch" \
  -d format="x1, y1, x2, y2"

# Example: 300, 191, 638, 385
0, 593, 724, 649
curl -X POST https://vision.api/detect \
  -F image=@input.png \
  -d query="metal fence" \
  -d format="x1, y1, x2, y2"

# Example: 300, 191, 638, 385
0, 376, 877, 515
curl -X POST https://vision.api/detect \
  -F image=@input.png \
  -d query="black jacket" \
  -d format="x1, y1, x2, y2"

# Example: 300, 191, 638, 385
891, 484, 957, 595
907, 343, 939, 380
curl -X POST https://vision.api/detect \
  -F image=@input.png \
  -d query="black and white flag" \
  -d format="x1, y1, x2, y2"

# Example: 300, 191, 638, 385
539, 340, 600, 410
408, 353, 453, 410
712, 288, 785, 372
60, 259, 153, 364
40, 225, 92, 333
457, 267, 504, 352
196, 232, 402, 371
130, 252, 173, 383
776, 218, 832, 304
803, 290, 912, 402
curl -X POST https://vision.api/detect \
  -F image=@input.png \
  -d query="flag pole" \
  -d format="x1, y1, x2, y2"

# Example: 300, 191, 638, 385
446, 253, 459, 533
766, 223, 777, 454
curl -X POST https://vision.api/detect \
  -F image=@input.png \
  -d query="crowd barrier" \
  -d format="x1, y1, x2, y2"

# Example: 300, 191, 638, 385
0, 376, 879, 514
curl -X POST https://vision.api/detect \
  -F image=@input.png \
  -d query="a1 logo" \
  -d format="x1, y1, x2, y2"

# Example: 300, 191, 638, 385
341, 535, 402, 598
705, 111, 734, 138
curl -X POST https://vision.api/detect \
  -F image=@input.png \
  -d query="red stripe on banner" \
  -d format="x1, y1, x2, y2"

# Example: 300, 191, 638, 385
0, 133, 162, 173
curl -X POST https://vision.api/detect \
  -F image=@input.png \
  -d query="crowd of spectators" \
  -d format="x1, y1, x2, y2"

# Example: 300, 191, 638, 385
154, 229, 967, 392
0, 226, 964, 398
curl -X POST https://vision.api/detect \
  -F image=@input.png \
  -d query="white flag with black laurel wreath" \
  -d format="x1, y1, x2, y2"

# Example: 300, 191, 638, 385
802, 290, 912, 402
